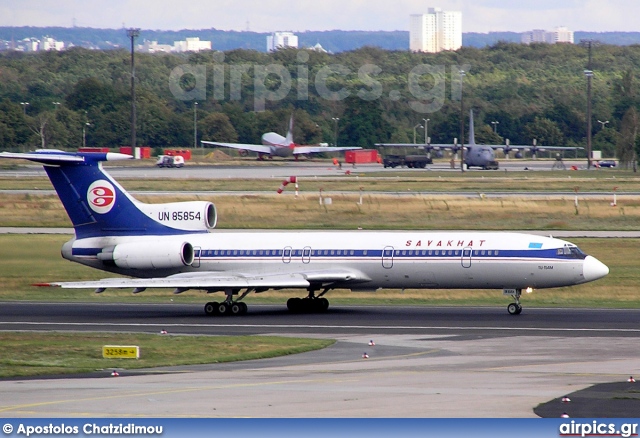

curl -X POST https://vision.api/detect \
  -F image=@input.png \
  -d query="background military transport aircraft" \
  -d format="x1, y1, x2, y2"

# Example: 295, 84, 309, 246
377, 110, 583, 170
0, 150, 608, 316
201, 116, 361, 159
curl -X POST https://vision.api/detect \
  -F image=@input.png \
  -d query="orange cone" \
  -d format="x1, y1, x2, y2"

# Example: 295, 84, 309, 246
111, 370, 119, 377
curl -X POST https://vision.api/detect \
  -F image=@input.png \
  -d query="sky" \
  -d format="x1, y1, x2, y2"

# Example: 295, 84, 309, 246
0, 0, 638, 33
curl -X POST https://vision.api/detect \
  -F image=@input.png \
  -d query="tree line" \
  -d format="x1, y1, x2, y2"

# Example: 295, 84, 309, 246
0, 43, 639, 164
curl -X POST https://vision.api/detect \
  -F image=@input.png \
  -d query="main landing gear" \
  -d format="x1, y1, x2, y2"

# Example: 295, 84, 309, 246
204, 300, 247, 316
286, 287, 331, 313
506, 288, 523, 315
204, 287, 252, 316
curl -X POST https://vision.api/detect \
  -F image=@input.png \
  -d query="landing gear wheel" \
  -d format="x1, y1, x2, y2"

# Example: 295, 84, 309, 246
318, 298, 329, 312
287, 297, 302, 312
239, 302, 248, 314
507, 303, 523, 315
204, 302, 219, 316
217, 302, 229, 315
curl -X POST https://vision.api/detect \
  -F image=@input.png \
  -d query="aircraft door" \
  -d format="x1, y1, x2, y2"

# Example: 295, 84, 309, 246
302, 246, 311, 264
282, 246, 292, 264
461, 247, 472, 268
382, 246, 394, 269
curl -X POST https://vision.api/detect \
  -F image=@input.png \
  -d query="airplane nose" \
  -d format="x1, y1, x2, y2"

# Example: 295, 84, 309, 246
582, 256, 609, 282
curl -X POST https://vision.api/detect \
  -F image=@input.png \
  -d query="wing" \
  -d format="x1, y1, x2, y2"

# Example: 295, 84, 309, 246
36, 269, 370, 293
201, 141, 273, 155
525, 146, 584, 151
293, 146, 362, 154
483, 144, 584, 151
375, 143, 463, 151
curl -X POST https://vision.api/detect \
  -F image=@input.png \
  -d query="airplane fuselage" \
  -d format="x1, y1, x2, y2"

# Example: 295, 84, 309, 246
63, 231, 603, 291
261, 133, 295, 157
465, 145, 498, 169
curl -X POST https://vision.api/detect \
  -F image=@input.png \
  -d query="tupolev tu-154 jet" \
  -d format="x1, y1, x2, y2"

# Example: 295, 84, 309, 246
0, 150, 608, 316
201, 115, 361, 159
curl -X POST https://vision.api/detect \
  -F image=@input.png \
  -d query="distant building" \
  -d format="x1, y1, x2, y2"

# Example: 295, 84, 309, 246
410, 8, 462, 53
547, 26, 574, 44
173, 37, 211, 52
267, 32, 298, 51
521, 29, 547, 44
41, 37, 65, 51
310, 42, 328, 53
139, 40, 173, 53
21, 38, 39, 52
522, 27, 574, 44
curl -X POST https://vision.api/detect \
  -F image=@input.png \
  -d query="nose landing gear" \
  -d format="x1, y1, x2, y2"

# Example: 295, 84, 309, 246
504, 288, 523, 315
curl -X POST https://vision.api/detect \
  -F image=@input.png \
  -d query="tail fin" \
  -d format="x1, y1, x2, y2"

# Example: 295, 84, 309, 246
0, 150, 208, 238
284, 114, 294, 145
468, 109, 476, 145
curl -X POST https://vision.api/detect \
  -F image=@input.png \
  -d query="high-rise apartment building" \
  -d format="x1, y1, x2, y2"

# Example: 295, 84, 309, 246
521, 27, 574, 44
410, 8, 462, 53
267, 32, 298, 51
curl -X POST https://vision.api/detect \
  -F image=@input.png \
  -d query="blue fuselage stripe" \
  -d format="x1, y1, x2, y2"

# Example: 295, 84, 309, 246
71, 247, 577, 261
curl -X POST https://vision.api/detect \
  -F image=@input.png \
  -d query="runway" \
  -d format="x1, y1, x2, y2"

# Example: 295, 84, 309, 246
0, 158, 595, 180
1, 303, 639, 417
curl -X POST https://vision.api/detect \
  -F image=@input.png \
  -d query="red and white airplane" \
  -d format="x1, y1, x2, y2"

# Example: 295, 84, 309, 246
201, 116, 361, 159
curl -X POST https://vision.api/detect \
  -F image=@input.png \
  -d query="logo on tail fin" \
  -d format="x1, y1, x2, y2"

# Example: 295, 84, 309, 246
87, 180, 116, 214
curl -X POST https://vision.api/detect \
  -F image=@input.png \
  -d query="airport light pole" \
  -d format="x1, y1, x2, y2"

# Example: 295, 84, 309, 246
413, 123, 423, 144
597, 120, 609, 130
20, 102, 29, 115
491, 121, 499, 134
193, 102, 198, 150
422, 118, 430, 144
459, 70, 466, 173
127, 28, 140, 150
53, 102, 61, 110
332, 117, 340, 147
82, 122, 91, 148
581, 39, 596, 169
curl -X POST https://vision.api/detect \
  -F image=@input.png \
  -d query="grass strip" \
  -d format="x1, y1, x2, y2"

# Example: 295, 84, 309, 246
0, 332, 334, 378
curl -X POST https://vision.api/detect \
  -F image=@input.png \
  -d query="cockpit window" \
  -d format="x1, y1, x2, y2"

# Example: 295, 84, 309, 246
557, 246, 587, 259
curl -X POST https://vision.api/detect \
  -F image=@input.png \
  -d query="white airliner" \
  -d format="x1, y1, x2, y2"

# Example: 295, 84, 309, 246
377, 111, 583, 170
0, 150, 609, 316
201, 116, 361, 159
